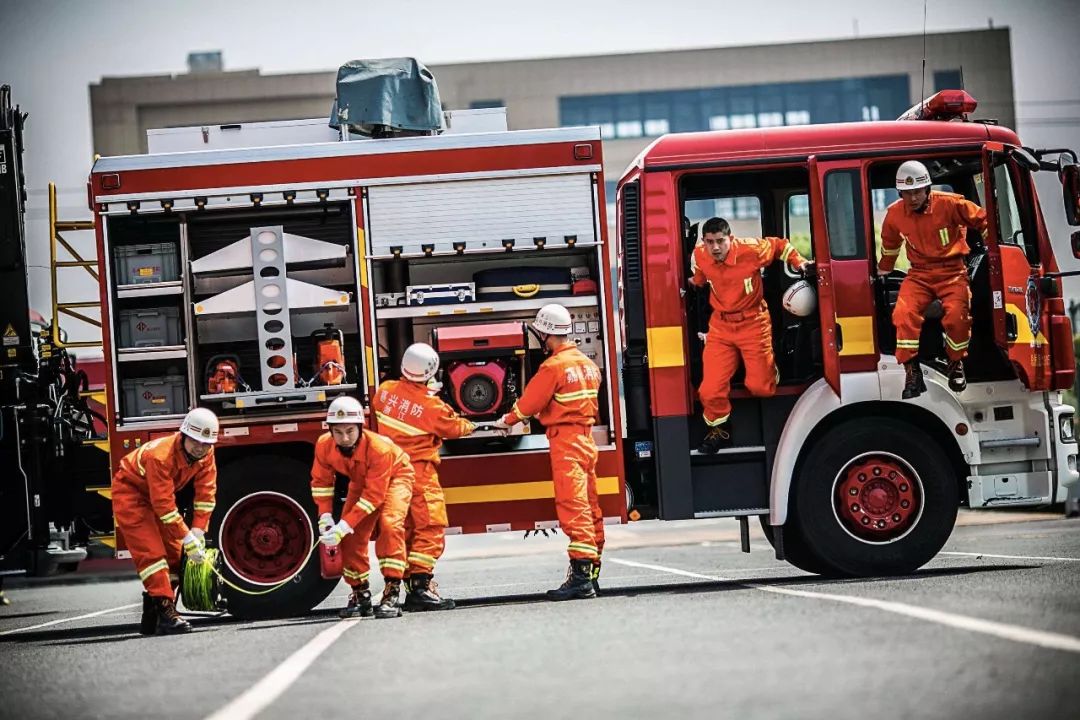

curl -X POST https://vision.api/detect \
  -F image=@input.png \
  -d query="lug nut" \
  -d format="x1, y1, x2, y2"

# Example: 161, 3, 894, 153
892, 514, 902, 522
858, 473, 867, 482
873, 467, 882, 476
876, 520, 887, 528
889, 471, 897, 479
900, 500, 910, 509
861, 517, 871, 525
899, 484, 909, 492
851, 504, 861, 513
849, 488, 858, 496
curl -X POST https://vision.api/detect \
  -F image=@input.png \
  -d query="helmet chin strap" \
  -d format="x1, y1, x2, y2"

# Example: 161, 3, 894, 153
528, 327, 551, 353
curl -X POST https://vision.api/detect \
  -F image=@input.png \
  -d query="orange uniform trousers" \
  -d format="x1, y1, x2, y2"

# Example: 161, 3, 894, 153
112, 485, 183, 598
405, 460, 449, 575
892, 263, 971, 364
340, 474, 413, 587
549, 425, 604, 561
699, 310, 776, 426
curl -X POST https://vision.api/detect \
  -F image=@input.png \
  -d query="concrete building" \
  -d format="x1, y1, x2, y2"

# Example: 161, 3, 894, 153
91, 28, 1015, 195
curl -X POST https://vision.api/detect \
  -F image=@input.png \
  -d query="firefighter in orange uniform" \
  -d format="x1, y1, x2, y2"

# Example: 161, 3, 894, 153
312, 396, 414, 619
111, 408, 219, 635
492, 304, 604, 600
689, 217, 811, 453
878, 160, 988, 398
372, 342, 475, 611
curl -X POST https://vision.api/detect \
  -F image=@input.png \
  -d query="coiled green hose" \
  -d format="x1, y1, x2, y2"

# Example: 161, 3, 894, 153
181, 542, 321, 612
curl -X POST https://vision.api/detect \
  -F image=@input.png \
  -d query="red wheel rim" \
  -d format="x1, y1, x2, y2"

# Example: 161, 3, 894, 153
833, 454, 922, 543
219, 492, 312, 585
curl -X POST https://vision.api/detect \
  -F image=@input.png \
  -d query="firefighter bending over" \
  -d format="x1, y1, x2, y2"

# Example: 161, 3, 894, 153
689, 217, 812, 454
312, 396, 414, 619
111, 408, 219, 635
878, 160, 987, 399
493, 304, 604, 601
372, 343, 476, 611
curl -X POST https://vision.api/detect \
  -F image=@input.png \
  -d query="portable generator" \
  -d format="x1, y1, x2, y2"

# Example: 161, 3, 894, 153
430, 321, 528, 421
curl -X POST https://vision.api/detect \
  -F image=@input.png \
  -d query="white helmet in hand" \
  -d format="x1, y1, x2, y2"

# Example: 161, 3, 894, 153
401, 343, 440, 383
782, 280, 817, 317
326, 396, 364, 425
532, 304, 573, 336
180, 407, 219, 444
895, 160, 932, 191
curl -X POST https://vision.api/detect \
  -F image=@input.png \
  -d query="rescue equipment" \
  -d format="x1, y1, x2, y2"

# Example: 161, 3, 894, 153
782, 280, 817, 317
311, 324, 346, 386
204, 355, 249, 396
431, 322, 528, 419
180, 541, 321, 612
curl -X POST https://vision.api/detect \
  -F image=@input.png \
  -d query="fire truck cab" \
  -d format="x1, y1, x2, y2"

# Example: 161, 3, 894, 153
617, 90, 1080, 576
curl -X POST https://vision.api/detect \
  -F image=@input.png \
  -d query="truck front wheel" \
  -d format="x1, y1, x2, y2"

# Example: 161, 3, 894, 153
786, 418, 958, 577
208, 455, 337, 619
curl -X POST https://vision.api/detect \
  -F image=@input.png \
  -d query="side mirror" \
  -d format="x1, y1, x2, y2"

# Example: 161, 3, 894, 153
1061, 163, 1080, 226
1071, 229, 1080, 260
1010, 147, 1040, 172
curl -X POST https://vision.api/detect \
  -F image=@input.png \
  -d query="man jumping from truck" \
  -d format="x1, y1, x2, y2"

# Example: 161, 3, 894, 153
111, 408, 219, 635
493, 304, 604, 600
312, 395, 414, 619
372, 343, 476, 611
878, 160, 988, 399
688, 217, 812, 454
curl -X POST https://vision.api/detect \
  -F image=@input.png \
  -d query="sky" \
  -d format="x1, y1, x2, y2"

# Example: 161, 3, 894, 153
1, 0, 1078, 339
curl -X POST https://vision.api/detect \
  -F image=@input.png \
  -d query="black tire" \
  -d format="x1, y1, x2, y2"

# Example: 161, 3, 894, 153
785, 417, 958, 577
208, 455, 337, 620
757, 517, 834, 575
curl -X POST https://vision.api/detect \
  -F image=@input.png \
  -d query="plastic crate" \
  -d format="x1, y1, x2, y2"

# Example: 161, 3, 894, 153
114, 243, 179, 285
121, 375, 187, 418
117, 307, 182, 348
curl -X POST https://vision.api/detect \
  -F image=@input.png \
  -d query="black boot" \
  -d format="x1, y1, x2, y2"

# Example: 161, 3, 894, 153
546, 559, 597, 601
339, 582, 373, 619
403, 574, 455, 612
139, 592, 157, 635
947, 360, 967, 393
152, 596, 191, 635
902, 361, 926, 399
697, 422, 733, 454
374, 578, 402, 619
591, 559, 602, 594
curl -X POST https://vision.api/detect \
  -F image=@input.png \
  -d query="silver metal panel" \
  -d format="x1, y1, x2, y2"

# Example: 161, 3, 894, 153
251, 226, 297, 391
367, 174, 597, 257
190, 231, 348, 274
193, 264, 355, 296
195, 306, 356, 343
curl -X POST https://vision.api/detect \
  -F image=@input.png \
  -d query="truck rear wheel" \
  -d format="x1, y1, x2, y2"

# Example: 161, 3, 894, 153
208, 455, 337, 619
785, 418, 958, 577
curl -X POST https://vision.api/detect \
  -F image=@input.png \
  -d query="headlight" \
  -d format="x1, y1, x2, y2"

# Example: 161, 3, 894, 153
1062, 414, 1076, 443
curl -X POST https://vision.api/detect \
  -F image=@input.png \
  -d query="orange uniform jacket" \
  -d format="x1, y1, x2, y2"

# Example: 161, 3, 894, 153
310, 430, 412, 528
112, 433, 217, 541
691, 237, 808, 317
372, 379, 476, 464
879, 191, 988, 273
502, 344, 601, 428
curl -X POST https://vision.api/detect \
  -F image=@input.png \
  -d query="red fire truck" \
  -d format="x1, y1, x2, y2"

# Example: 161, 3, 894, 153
85, 73, 1079, 616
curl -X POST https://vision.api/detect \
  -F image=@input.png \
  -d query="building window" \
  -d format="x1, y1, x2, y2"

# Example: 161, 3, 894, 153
469, 99, 504, 109
933, 69, 964, 92
785, 110, 811, 125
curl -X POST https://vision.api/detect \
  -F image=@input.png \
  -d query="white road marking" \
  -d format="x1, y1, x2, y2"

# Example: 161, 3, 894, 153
203, 619, 359, 720
938, 551, 1080, 562
0, 603, 140, 637
608, 557, 1080, 654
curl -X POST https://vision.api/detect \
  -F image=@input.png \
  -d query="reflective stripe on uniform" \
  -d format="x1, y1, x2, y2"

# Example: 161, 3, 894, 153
944, 335, 970, 351
135, 445, 148, 477
567, 542, 599, 558
895, 340, 920, 349
704, 413, 729, 427
159, 510, 182, 525
554, 389, 599, 403
880, 246, 901, 256
374, 412, 426, 437
138, 558, 169, 581
407, 551, 436, 567
311, 487, 335, 497
378, 558, 408, 571
342, 568, 369, 582
193, 501, 215, 512
355, 497, 376, 515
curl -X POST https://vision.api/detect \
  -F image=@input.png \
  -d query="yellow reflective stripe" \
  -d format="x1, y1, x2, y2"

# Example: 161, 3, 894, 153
939, 228, 950, 246
343, 568, 369, 581
138, 558, 169, 581
311, 487, 335, 497
408, 552, 436, 566
135, 445, 148, 477
374, 411, 427, 437
193, 502, 215, 512
944, 335, 970, 351
159, 510, 182, 525
567, 542, 599, 557
704, 414, 729, 427
554, 389, 599, 403
880, 246, 901, 256
379, 558, 408, 570
780, 244, 794, 262
508, 402, 529, 422
355, 497, 376, 514
895, 340, 921, 348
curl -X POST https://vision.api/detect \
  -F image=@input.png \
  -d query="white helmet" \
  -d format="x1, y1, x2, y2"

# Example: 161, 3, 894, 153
180, 408, 219, 444
401, 343, 440, 383
896, 160, 932, 191
782, 280, 817, 318
532, 304, 573, 336
326, 396, 364, 425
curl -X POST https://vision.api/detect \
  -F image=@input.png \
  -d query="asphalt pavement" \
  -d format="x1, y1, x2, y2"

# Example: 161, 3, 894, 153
2, 512, 1079, 720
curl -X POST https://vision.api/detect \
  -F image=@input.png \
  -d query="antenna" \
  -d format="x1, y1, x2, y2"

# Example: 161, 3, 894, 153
920, 0, 928, 112
959, 64, 965, 89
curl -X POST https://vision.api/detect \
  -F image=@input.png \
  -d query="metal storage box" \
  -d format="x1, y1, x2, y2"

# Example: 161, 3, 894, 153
114, 243, 179, 285
117, 307, 182, 348
121, 375, 187, 418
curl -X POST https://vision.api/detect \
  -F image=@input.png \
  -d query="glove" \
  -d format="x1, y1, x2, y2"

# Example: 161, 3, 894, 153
182, 530, 206, 564
426, 379, 444, 393
191, 527, 205, 542
320, 519, 353, 547
800, 261, 816, 278
696, 331, 707, 345
490, 418, 514, 436
318, 513, 335, 535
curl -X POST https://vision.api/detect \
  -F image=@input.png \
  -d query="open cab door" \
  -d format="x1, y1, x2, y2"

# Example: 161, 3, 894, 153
980, 144, 1052, 390
807, 156, 844, 398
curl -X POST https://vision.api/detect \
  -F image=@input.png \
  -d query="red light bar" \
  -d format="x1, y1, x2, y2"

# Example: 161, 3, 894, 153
897, 90, 978, 122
